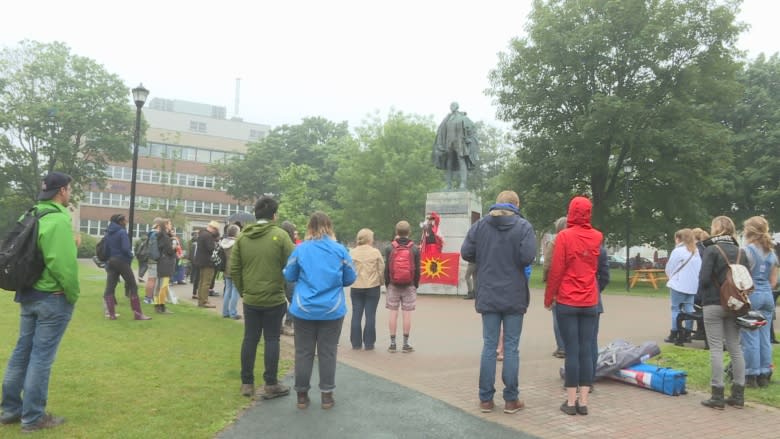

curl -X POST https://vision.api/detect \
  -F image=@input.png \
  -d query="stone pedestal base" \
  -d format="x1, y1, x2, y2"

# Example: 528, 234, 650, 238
416, 191, 482, 296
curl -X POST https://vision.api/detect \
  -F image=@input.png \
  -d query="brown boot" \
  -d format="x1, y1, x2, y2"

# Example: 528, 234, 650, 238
297, 392, 310, 409
130, 295, 151, 320
321, 392, 335, 409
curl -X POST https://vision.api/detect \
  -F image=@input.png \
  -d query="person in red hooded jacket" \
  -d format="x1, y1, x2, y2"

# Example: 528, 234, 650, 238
544, 196, 603, 416
420, 212, 444, 257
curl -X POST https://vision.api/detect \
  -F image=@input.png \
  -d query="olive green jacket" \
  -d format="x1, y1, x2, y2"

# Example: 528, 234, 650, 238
230, 221, 294, 307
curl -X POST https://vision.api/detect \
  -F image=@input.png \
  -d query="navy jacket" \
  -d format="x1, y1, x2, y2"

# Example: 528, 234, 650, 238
105, 221, 132, 264
461, 211, 536, 314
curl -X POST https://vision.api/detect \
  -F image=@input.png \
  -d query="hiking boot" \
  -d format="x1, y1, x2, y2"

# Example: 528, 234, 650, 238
479, 400, 494, 413
402, 344, 414, 353
503, 400, 525, 414
296, 392, 310, 409
758, 374, 770, 388
20, 413, 65, 433
321, 392, 335, 409
701, 386, 725, 410
0, 412, 20, 424
725, 384, 745, 408
746, 375, 758, 388
262, 383, 290, 400
552, 349, 566, 359
240, 384, 255, 397
664, 330, 678, 343
388, 343, 397, 353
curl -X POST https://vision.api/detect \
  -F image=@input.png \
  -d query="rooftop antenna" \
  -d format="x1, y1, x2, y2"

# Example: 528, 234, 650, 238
234, 77, 241, 119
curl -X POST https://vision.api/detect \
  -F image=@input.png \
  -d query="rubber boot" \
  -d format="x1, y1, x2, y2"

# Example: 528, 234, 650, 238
664, 330, 678, 343
725, 384, 744, 408
701, 386, 725, 410
130, 295, 152, 321
104, 296, 117, 320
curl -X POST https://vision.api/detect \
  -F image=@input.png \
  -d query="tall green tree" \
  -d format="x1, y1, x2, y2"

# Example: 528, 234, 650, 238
216, 117, 351, 207
488, 0, 744, 244
468, 122, 514, 211
333, 112, 442, 242
724, 53, 780, 227
0, 40, 136, 203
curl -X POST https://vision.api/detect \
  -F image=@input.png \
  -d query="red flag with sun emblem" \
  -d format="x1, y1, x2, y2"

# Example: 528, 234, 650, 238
420, 252, 460, 285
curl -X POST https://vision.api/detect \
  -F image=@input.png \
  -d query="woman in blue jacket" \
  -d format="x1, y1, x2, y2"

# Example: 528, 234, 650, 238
283, 212, 356, 410
103, 214, 151, 320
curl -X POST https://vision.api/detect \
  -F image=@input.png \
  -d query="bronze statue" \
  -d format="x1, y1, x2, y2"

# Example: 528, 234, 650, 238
432, 102, 478, 190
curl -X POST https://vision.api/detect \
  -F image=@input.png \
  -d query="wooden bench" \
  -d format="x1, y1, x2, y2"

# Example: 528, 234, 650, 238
629, 269, 668, 289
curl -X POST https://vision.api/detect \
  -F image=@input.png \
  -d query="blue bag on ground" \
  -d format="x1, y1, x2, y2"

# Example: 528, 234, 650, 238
611, 363, 687, 396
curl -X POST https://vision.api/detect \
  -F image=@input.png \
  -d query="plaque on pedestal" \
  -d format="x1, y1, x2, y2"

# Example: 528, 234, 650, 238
417, 191, 481, 296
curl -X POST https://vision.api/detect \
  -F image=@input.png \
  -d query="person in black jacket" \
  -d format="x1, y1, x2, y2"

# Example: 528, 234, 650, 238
699, 216, 749, 410
103, 214, 151, 321
153, 219, 176, 314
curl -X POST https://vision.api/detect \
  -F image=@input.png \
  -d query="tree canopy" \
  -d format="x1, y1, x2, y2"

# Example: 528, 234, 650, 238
0, 40, 136, 204
488, 0, 745, 244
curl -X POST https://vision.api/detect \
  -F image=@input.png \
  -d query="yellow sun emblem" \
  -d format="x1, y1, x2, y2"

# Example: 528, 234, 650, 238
421, 256, 451, 278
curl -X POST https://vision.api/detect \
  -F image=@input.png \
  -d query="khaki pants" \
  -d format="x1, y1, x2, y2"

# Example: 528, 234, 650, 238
197, 267, 215, 306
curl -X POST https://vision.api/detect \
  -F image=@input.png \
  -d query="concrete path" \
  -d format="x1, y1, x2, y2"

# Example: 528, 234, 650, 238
199, 283, 780, 438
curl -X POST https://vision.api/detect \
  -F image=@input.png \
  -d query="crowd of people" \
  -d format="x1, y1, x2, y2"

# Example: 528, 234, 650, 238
3, 172, 779, 433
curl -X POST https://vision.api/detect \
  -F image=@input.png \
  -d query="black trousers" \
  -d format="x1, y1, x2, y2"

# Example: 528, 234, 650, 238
104, 257, 138, 298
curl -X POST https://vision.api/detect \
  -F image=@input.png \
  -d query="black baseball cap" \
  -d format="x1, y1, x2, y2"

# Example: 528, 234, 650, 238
37, 172, 72, 200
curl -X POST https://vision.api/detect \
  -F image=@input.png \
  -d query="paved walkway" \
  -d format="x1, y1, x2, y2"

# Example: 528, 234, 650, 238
201, 285, 780, 438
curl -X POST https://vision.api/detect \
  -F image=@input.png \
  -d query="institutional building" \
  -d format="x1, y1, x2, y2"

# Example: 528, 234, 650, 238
77, 98, 269, 240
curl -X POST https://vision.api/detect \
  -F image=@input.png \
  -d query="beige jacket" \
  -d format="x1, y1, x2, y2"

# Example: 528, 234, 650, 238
350, 244, 385, 288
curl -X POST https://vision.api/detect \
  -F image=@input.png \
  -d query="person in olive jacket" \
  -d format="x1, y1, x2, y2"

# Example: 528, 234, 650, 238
230, 196, 295, 399
193, 221, 220, 307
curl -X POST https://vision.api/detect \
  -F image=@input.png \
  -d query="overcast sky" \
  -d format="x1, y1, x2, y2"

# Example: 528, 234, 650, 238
1, 0, 778, 130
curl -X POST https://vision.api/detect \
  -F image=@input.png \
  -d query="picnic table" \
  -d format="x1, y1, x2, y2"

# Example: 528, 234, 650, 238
630, 269, 668, 290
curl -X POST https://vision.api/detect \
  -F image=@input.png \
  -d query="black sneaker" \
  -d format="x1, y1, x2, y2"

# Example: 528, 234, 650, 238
402, 344, 414, 353
0, 413, 20, 424
388, 343, 397, 353
21, 413, 65, 433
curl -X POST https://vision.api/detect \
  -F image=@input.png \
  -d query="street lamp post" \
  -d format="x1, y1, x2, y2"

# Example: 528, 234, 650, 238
624, 164, 633, 291
128, 83, 149, 242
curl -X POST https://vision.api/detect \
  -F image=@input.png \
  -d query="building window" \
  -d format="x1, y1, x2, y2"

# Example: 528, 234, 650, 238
189, 121, 207, 133
249, 129, 264, 140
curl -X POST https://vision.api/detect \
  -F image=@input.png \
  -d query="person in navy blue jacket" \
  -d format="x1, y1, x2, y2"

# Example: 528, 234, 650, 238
103, 214, 151, 320
461, 190, 536, 415
283, 211, 356, 410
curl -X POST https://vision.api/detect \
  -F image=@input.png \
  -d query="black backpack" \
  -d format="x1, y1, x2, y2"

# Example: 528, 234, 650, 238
0, 208, 57, 292
95, 234, 109, 263
211, 246, 226, 272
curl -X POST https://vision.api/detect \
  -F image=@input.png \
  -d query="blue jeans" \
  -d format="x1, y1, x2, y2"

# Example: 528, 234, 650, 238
556, 303, 598, 388
479, 313, 524, 402
350, 287, 380, 349
741, 290, 774, 375
1, 294, 74, 426
222, 277, 240, 318
670, 289, 695, 330
552, 305, 564, 351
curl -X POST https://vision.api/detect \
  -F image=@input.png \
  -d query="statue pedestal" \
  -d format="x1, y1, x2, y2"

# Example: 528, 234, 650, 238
417, 191, 482, 296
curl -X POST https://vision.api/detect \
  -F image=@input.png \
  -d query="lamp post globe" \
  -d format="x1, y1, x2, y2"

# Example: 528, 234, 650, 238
128, 83, 149, 243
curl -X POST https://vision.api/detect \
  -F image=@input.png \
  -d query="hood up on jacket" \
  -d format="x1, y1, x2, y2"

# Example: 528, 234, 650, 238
566, 196, 593, 229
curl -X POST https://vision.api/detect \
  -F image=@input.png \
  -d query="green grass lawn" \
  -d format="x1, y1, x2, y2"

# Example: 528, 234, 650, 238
0, 262, 290, 438
529, 265, 667, 298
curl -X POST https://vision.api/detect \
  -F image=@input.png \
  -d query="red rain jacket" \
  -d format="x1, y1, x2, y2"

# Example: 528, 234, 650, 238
544, 197, 603, 308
